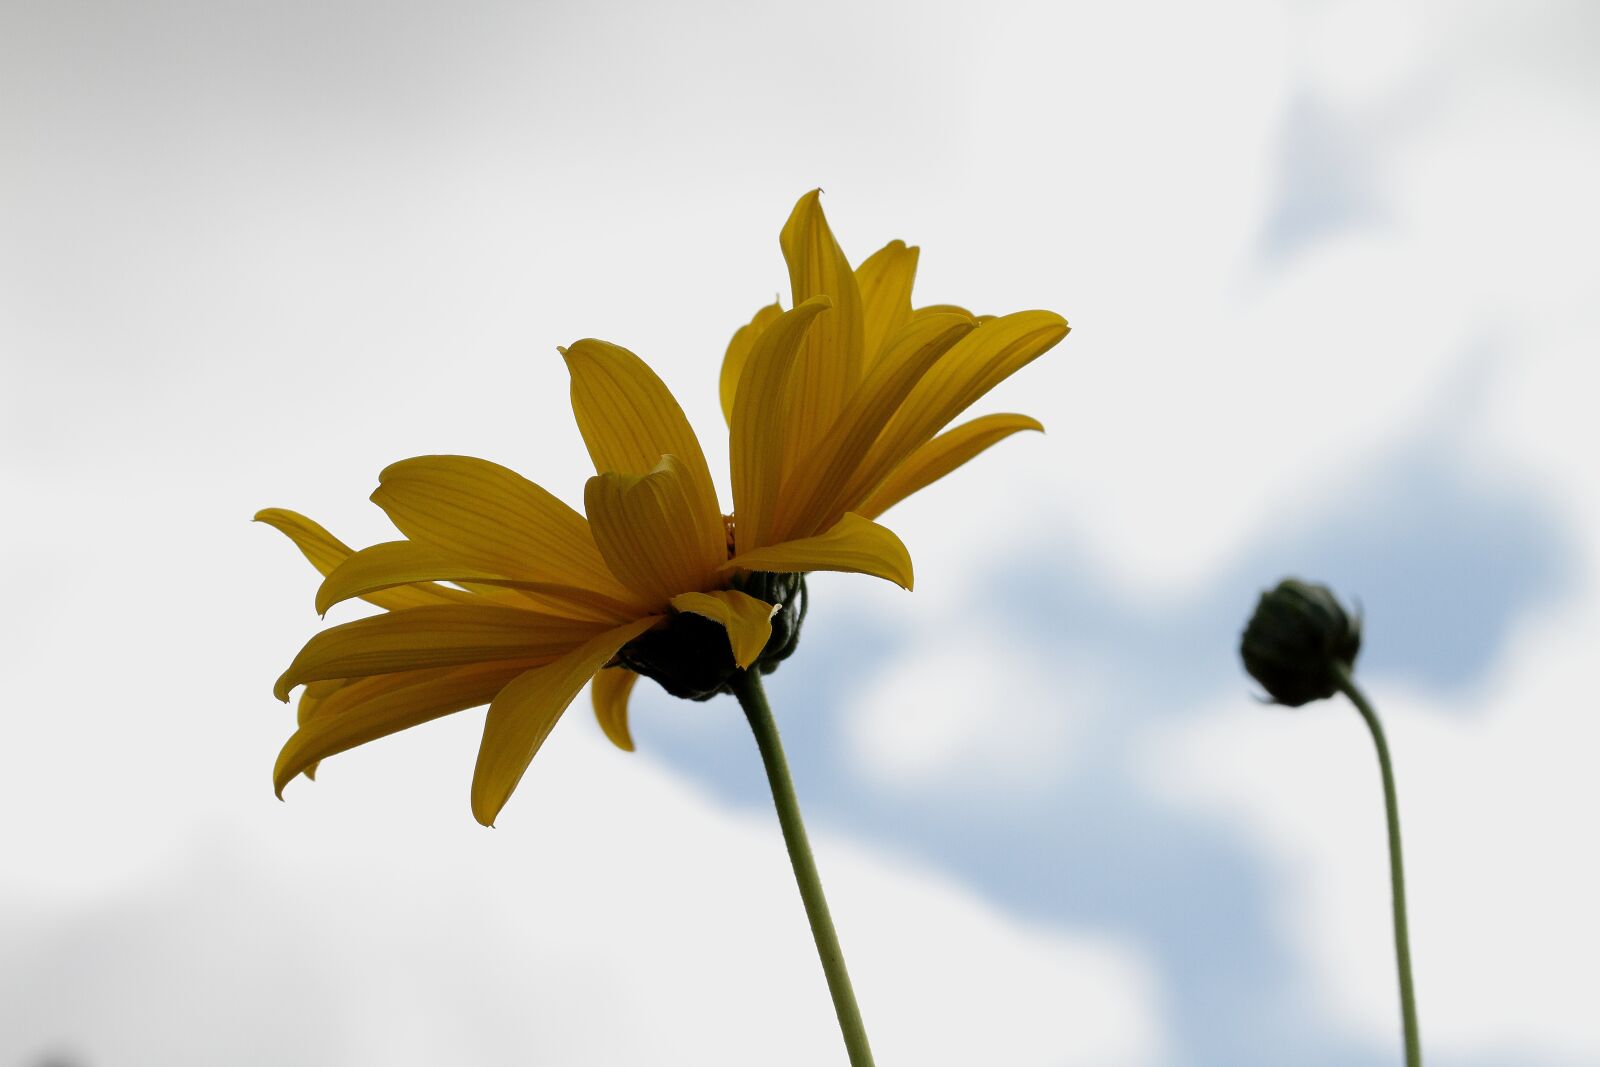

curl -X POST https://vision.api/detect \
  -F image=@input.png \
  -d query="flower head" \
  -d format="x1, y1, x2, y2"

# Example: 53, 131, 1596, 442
264, 191, 1068, 824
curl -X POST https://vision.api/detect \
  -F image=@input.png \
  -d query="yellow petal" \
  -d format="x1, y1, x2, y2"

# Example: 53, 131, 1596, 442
591, 666, 639, 752
670, 589, 777, 669
471, 615, 661, 826
855, 240, 919, 367
857, 413, 1044, 520
768, 312, 975, 543
561, 338, 725, 570
255, 508, 473, 610
585, 455, 722, 605
274, 604, 606, 701
719, 301, 782, 427
841, 310, 1068, 508
778, 190, 866, 476
317, 540, 641, 622
729, 296, 833, 555
723, 512, 913, 590
369, 457, 629, 601
274, 662, 529, 798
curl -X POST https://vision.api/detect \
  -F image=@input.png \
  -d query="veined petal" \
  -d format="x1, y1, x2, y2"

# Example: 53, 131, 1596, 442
274, 604, 606, 701
591, 667, 639, 752
317, 540, 642, 622
471, 615, 661, 826
778, 190, 866, 477
857, 413, 1044, 520
723, 512, 913, 590
370, 457, 629, 601
719, 301, 782, 427
585, 455, 722, 605
841, 311, 1068, 509
562, 339, 725, 570
670, 589, 777, 669
275, 662, 529, 798
729, 297, 833, 555
768, 312, 975, 543
255, 508, 473, 610
856, 240, 919, 367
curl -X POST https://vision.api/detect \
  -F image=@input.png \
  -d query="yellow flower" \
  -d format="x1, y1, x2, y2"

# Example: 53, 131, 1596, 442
263, 190, 1068, 825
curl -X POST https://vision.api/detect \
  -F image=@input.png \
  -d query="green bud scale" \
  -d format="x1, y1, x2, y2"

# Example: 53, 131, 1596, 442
614, 571, 808, 701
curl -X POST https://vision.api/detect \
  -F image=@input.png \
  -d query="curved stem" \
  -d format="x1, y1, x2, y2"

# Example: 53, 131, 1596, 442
1335, 664, 1422, 1067
731, 669, 875, 1066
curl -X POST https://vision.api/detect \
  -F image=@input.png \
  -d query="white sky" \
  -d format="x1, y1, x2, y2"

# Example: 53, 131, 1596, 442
4, 2, 1598, 1065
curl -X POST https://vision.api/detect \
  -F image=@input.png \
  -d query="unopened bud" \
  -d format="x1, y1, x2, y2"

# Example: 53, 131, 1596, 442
1240, 578, 1362, 706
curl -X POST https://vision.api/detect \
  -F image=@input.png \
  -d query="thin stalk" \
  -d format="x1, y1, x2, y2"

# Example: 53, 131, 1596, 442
731, 669, 875, 1067
1335, 663, 1422, 1067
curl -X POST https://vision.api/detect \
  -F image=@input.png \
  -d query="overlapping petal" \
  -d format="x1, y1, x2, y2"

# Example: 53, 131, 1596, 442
729, 296, 833, 555
370, 457, 629, 601
724, 513, 913, 591
562, 339, 726, 572
585, 455, 723, 605
839, 310, 1068, 510
856, 413, 1044, 520
274, 604, 607, 700
720, 301, 782, 426
255, 508, 474, 610
471, 615, 661, 826
317, 540, 642, 622
855, 240, 919, 367
768, 311, 975, 543
275, 662, 531, 797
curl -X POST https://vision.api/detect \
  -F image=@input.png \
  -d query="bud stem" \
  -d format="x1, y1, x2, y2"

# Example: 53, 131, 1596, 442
731, 669, 875, 1067
1334, 664, 1422, 1067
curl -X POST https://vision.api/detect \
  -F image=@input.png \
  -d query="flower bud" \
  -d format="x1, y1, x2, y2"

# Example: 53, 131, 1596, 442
1240, 578, 1362, 706
614, 572, 809, 701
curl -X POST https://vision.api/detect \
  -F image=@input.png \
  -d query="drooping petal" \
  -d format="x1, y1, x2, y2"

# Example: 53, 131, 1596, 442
768, 312, 975, 543
729, 296, 833, 555
471, 615, 661, 826
856, 413, 1045, 520
591, 667, 639, 752
669, 589, 777, 669
778, 190, 866, 477
855, 240, 919, 367
561, 339, 725, 570
274, 662, 530, 797
723, 512, 913, 590
317, 540, 642, 622
254, 508, 473, 610
585, 455, 722, 605
274, 604, 606, 701
294, 678, 347, 781
370, 457, 629, 600
840, 310, 1068, 508
719, 301, 782, 427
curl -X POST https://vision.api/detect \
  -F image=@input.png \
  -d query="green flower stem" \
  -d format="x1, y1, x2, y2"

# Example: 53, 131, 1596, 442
732, 669, 875, 1067
1335, 663, 1422, 1067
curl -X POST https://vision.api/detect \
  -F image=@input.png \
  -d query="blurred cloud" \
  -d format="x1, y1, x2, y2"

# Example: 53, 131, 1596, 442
4, 0, 1599, 1065
0, 733, 1164, 1067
